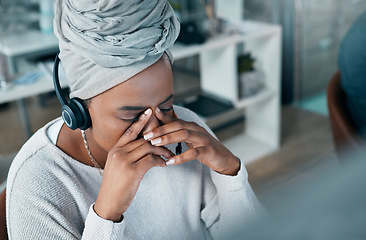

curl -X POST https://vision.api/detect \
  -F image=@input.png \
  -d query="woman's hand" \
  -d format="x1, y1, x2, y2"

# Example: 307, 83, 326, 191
144, 108, 240, 176
94, 108, 174, 222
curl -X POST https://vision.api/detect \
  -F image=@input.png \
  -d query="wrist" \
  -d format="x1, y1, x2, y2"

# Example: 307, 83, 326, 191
94, 200, 124, 222
219, 156, 241, 176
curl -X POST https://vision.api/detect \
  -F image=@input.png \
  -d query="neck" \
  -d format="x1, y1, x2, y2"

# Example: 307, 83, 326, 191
82, 129, 108, 169
56, 125, 107, 169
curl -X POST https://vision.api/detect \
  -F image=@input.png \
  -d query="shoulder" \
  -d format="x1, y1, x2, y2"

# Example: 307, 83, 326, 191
338, 12, 366, 86
5, 125, 85, 230
5, 145, 86, 239
173, 105, 216, 138
173, 105, 207, 129
7, 139, 63, 200
343, 12, 366, 41
340, 12, 366, 55
7, 119, 59, 177
173, 105, 201, 121
6, 118, 71, 204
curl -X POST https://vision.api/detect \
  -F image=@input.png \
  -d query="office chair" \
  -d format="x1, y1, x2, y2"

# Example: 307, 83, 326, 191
327, 71, 364, 161
0, 188, 7, 240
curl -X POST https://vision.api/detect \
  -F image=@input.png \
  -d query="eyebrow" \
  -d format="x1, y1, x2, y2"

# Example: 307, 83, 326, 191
118, 94, 173, 111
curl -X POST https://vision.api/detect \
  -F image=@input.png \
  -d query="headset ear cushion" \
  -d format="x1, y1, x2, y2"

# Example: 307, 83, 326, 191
61, 103, 79, 130
70, 98, 91, 130
61, 98, 91, 130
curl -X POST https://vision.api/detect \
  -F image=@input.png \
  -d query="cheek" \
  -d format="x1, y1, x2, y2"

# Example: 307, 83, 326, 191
90, 116, 131, 151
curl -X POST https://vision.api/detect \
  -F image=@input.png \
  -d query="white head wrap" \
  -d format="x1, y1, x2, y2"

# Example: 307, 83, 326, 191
53, 0, 180, 99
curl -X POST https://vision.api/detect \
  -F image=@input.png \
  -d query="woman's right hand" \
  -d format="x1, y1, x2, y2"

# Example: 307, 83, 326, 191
94, 108, 173, 222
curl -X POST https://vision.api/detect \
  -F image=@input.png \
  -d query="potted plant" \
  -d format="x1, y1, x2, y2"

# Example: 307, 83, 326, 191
237, 53, 262, 98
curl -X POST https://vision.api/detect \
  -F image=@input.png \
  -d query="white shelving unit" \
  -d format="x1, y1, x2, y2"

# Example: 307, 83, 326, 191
0, 20, 282, 164
171, 21, 282, 164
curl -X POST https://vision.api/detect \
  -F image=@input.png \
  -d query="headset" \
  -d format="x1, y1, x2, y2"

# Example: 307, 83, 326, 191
53, 54, 183, 154
53, 54, 91, 130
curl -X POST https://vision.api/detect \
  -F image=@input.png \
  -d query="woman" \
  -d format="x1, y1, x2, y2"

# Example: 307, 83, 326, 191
6, 0, 261, 239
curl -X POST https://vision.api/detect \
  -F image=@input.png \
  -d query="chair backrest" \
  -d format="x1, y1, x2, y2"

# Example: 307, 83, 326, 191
327, 71, 364, 160
0, 188, 7, 240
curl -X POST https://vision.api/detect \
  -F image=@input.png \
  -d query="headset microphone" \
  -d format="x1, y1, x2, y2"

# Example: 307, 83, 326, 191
53, 54, 91, 130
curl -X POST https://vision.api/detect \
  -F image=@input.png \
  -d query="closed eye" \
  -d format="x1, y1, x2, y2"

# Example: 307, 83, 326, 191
120, 107, 173, 122
160, 106, 173, 112
120, 116, 140, 122
122, 107, 173, 121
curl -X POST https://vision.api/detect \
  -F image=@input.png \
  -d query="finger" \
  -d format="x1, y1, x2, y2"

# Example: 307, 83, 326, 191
143, 120, 202, 141
116, 108, 152, 147
108, 139, 149, 166
165, 147, 205, 166
135, 154, 167, 173
130, 142, 175, 161
122, 138, 147, 153
154, 107, 175, 125
150, 129, 206, 147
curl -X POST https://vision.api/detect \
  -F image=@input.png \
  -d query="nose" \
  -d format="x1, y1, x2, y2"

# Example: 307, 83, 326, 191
142, 111, 161, 134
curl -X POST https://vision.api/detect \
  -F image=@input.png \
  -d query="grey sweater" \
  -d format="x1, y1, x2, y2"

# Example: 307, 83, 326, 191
6, 106, 260, 239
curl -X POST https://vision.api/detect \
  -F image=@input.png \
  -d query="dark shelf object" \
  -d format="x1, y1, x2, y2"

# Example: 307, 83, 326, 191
177, 93, 234, 117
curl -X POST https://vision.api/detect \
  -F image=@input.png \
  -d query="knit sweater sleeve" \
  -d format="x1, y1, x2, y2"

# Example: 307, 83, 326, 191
202, 162, 263, 239
82, 205, 125, 239
174, 106, 263, 239
6, 143, 126, 239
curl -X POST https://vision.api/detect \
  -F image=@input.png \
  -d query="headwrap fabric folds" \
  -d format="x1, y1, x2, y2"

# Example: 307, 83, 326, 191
54, 0, 180, 99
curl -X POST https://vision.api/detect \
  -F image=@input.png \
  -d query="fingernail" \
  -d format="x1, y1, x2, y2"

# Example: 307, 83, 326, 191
140, 108, 152, 120
151, 137, 161, 145
144, 132, 153, 140
156, 107, 161, 113
166, 158, 175, 166
144, 108, 152, 116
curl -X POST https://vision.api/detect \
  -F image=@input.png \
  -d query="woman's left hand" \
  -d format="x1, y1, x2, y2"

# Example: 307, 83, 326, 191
143, 107, 240, 176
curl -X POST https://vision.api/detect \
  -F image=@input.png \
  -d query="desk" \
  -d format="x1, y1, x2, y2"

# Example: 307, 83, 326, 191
0, 67, 68, 138
1, 30, 60, 138
1, 30, 58, 73
0, 20, 282, 164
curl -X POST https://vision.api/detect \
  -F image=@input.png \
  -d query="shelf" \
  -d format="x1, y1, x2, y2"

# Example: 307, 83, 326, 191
179, 88, 275, 130
234, 87, 275, 109
0, 21, 280, 60
204, 108, 244, 130
171, 21, 281, 61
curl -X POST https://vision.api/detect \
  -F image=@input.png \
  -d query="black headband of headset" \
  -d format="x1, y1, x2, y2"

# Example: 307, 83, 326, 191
52, 53, 92, 130
53, 54, 68, 106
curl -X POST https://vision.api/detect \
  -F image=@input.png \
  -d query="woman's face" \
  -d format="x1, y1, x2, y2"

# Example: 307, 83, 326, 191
87, 56, 174, 152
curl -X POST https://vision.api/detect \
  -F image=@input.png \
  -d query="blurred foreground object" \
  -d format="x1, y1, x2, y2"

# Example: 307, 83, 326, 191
338, 11, 366, 142
327, 71, 364, 161
231, 148, 366, 239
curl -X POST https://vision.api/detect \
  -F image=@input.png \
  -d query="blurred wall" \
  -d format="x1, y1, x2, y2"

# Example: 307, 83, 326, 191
245, 0, 366, 104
